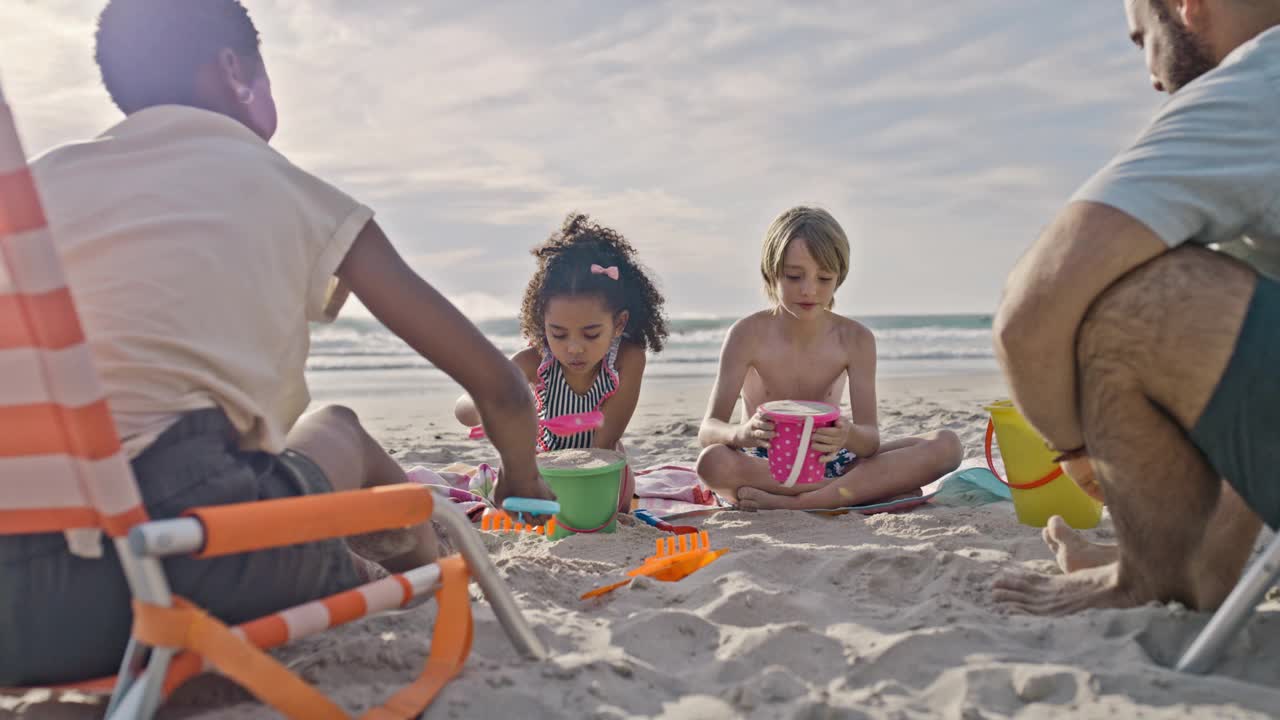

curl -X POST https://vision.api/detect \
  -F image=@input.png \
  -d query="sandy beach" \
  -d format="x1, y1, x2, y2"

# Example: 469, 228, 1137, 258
6, 370, 1278, 719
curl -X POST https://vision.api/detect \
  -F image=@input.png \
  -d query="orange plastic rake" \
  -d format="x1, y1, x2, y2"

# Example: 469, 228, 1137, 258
581, 530, 727, 599
480, 510, 558, 536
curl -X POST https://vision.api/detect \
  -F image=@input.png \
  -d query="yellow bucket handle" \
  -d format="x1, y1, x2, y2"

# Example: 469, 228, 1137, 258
984, 419, 1064, 490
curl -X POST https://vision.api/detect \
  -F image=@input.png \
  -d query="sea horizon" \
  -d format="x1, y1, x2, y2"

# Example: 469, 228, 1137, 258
308, 312, 1000, 392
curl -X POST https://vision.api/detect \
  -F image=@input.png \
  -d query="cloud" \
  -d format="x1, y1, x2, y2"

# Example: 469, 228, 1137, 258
0, 0, 1164, 317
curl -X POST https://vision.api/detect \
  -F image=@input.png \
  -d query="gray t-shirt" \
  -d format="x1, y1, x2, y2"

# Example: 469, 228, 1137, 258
1073, 26, 1280, 280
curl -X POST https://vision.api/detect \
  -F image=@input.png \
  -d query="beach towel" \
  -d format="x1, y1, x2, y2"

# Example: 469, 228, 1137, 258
405, 464, 496, 520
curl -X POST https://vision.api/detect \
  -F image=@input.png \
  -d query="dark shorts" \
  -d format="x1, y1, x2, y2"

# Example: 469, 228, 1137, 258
743, 446, 859, 479
1190, 272, 1280, 530
0, 408, 363, 686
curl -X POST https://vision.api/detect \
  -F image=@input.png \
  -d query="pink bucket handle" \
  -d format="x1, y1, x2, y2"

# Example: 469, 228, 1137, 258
780, 414, 816, 488
470, 410, 605, 440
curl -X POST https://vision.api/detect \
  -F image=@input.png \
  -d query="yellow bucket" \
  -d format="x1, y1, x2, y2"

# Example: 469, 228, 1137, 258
984, 400, 1102, 529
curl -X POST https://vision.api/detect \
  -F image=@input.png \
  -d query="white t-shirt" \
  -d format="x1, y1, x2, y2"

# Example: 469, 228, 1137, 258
31, 105, 373, 456
1073, 26, 1280, 279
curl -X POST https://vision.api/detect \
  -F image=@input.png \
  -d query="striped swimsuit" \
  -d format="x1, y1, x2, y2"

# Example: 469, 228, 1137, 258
534, 338, 635, 512
534, 337, 621, 452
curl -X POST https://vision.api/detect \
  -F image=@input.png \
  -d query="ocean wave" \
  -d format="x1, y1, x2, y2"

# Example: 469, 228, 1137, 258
306, 349, 994, 372
307, 313, 996, 371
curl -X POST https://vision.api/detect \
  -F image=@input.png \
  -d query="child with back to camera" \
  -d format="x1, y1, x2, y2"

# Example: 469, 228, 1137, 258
697, 206, 962, 510
456, 213, 669, 512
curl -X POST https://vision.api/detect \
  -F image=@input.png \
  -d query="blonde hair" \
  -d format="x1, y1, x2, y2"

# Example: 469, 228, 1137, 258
760, 206, 850, 309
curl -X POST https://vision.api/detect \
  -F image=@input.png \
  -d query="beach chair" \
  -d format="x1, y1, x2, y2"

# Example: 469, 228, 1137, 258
0, 80, 545, 718
1176, 532, 1280, 674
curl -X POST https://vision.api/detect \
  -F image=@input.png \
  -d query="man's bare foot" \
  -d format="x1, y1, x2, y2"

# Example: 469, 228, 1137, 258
992, 562, 1139, 615
1043, 515, 1118, 573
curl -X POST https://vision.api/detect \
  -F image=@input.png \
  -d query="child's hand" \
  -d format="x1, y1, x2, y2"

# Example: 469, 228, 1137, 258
735, 410, 775, 449
494, 466, 556, 508
811, 415, 850, 462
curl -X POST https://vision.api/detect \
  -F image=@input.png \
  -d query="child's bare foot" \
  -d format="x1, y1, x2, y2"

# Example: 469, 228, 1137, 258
737, 485, 922, 511
736, 486, 795, 511
1042, 515, 1118, 573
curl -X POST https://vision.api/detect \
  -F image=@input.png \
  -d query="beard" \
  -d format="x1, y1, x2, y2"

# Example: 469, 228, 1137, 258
1155, 4, 1217, 92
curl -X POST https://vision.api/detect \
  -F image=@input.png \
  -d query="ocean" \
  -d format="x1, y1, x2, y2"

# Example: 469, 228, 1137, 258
308, 313, 998, 382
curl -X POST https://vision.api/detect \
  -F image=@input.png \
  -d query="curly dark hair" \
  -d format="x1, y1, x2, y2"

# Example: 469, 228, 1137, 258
520, 213, 669, 353
95, 0, 262, 114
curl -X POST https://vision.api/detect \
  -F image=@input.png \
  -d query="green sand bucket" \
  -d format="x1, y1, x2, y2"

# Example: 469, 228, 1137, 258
537, 449, 626, 541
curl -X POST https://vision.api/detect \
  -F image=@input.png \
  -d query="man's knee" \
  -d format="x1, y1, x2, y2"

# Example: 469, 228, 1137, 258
1077, 246, 1256, 419
1078, 246, 1254, 363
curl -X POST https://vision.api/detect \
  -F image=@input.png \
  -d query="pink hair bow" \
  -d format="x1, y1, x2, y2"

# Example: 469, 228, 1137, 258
590, 264, 619, 280
469, 410, 605, 440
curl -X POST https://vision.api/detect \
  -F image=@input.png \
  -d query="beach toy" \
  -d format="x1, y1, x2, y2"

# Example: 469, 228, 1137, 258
480, 509, 558, 536
469, 410, 604, 440
502, 496, 561, 519
581, 530, 728, 599
984, 400, 1103, 529
633, 508, 698, 535
538, 448, 627, 541
479, 497, 562, 536
758, 400, 841, 487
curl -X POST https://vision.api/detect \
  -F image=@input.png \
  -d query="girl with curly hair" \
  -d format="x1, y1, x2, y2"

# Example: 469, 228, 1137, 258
456, 213, 669, 511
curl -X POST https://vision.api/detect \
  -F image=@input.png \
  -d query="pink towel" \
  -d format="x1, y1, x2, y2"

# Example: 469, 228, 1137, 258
634, 465, 716, 504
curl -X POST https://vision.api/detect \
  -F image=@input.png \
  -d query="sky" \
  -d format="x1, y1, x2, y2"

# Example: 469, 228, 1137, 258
0, 0, 1164, 319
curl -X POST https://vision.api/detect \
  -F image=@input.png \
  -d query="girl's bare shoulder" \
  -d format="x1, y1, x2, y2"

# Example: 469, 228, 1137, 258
616, 340, 647, 370
511, 346, 542, 382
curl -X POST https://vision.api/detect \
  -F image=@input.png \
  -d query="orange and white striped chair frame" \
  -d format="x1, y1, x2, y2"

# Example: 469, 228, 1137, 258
0, 80, 545, 719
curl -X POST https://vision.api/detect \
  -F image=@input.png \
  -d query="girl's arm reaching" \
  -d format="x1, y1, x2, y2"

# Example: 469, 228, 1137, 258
699, 319, 773, 449
338, 220, 551, 501
455, 348, 540, 428
592, 342, 646, 450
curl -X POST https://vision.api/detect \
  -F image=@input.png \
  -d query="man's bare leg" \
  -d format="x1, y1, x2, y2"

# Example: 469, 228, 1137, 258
994, 247, 1262, 613
286, 405, 438, 573
734, 430, 963, 511
1044, 476, 1264, 576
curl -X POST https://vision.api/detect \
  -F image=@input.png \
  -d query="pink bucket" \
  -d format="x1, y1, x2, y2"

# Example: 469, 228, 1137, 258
759, 400, 840, 487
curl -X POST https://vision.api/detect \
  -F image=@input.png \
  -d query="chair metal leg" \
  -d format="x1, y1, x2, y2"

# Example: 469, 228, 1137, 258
432, 500, 547, 660
106, 538, 181, 717
1177, 533, 1280, 674
106, 647, 174, 720
104, 637, 147, 718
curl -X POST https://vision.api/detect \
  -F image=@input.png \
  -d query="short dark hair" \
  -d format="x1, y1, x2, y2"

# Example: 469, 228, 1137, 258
94, 0, 262, 113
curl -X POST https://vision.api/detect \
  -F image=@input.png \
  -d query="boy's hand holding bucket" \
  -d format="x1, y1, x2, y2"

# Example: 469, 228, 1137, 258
810, 415, 850, 462
735, 410, 776, 449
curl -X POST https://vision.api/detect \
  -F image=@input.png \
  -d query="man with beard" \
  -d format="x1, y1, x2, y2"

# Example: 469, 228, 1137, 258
992, 0, 1280, 615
